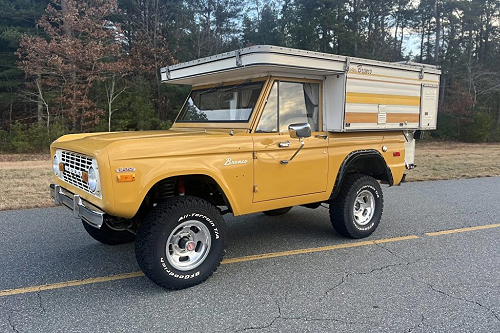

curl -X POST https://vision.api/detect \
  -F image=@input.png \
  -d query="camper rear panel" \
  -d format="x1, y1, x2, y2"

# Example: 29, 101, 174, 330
324, 63, 440, 132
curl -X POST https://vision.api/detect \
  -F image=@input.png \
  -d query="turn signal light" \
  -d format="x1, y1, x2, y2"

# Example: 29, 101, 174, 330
81, 171, 89, 183
58, 163, 65, 172
117, 174, 135, 182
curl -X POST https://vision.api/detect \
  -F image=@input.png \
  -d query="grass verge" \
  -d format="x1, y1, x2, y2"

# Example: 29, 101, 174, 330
407, 142, 500, 182
0, 155, 53, 211
1, 142, 500, 211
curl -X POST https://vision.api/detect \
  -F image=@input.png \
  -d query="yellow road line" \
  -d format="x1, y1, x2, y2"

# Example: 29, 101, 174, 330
0, 223, 498, 298
373, 235, 419, 244
425, 223, 500, 237
0, 272, 144, 297
222, 235, 419, 264
0, 235, 418, 297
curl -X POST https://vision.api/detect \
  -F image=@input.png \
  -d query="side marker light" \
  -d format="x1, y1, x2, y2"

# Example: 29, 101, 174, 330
117, 174, 135, 182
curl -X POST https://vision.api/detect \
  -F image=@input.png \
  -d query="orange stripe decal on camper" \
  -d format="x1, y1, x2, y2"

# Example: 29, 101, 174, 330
346, 92, 421, 106
344, 112, 420, 124
386, 113, 420, 123
344, 112, 378, 123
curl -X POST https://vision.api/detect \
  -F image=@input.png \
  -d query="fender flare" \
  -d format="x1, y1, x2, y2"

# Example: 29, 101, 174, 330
330, 149, 393, 200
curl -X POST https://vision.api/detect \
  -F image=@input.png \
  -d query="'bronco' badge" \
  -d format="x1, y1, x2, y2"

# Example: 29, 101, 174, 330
223, 158, 247, 166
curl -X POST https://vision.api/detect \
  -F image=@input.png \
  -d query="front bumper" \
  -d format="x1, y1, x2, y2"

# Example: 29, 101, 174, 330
50, 184, 104, 229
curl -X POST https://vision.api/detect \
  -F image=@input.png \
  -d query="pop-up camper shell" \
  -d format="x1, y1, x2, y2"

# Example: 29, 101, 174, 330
161, 45, 441, 135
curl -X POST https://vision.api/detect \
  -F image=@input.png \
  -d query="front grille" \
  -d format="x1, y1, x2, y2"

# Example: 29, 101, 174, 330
61, 150, 94, 193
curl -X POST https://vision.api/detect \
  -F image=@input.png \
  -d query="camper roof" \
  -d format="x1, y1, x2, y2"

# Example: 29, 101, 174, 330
161, 45, 441, 86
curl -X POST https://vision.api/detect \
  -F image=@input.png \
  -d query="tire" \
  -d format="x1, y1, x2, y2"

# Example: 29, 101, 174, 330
135, 195, 225, 290
263, 207, 292, 216
82, 220, 135, 245
329, 174, 383, 239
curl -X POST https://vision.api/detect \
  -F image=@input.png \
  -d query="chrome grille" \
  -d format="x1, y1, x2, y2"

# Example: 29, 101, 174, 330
61, 151, 93, 193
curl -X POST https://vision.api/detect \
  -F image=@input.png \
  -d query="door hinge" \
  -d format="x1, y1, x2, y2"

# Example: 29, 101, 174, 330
253, 185, 258, 193
253, 151, 257, 159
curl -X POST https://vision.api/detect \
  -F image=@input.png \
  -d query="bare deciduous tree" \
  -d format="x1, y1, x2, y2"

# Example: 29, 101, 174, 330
17, 0, 128, 132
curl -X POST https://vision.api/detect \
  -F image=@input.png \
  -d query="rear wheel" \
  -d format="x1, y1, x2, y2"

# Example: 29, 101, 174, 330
82, 220, 135, 245
135, 196, 225, 290
329, 174, 383, 239
263, 207, 292, 216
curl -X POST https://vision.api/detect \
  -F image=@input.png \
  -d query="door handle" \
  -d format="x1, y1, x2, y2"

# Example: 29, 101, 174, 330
278, 141, 290, 148
315, 134, 328, 139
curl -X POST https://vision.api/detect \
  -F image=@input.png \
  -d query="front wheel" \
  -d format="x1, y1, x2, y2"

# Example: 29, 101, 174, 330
135, 196, 225, 290
329, 174, 383, 239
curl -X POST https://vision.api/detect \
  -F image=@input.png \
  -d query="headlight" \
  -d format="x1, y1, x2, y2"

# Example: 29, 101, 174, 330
53, 155, 60, 176
88, 166, 97, 192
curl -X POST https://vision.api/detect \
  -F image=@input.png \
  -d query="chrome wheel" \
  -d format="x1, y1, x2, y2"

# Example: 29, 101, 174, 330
353, 190, 375, 226
165, 220, 211, 271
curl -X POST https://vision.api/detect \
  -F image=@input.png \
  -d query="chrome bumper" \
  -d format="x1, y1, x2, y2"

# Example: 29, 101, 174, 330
50, 184, 104, 229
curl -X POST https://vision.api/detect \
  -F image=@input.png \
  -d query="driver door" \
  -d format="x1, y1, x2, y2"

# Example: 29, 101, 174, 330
252, 80, 329, 202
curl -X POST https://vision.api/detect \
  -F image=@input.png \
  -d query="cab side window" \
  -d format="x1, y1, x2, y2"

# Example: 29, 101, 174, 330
256, 82, 278, 132
256, 81, 320, 133
279, 82, 319, 132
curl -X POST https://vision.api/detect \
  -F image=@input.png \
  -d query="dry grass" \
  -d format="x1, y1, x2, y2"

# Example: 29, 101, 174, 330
0, 154, 51, 162
407, 142, 500, 182
0, 154, 54, 211
1, 142, 500, 210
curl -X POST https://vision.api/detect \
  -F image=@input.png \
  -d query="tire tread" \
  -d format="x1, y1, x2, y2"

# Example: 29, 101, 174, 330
135, 195, 225, 290
329, 174, 384, 238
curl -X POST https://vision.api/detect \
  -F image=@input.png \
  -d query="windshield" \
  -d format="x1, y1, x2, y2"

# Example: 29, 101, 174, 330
177, 82, 264, 122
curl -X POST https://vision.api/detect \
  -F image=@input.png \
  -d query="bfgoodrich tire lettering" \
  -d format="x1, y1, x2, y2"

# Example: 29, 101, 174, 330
135, 195, 225, 290
329, 174, 384, 239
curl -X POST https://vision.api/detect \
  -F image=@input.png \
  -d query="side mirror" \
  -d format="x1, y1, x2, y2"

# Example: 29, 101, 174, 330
281, 123, 311, 165
288, 123, 312, 139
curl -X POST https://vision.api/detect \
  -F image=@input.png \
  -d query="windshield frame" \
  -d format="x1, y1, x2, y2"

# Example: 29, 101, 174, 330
175, 80, 266, 124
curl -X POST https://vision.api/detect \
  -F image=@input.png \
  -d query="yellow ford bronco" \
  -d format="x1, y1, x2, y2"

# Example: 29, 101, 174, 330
50, 46, 440, 289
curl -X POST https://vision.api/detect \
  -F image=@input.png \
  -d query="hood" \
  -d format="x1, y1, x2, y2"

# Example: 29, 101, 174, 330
51, 128, 252, 160
63, 129, 223, 141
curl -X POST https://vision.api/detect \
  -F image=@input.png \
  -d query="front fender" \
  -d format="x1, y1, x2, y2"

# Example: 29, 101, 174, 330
107, 154, 252, 218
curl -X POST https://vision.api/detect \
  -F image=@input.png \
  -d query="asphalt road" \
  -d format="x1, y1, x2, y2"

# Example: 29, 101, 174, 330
0, 177, 499, 333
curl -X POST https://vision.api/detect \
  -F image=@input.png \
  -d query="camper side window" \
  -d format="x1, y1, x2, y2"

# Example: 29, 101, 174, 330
256, 81, 320, 133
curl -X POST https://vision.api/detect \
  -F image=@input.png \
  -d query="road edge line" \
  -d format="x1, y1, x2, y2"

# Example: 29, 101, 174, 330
425, 223, 500, 237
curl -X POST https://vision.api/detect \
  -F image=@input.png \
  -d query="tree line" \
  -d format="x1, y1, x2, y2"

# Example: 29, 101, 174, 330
1, 0, 499, 152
